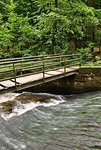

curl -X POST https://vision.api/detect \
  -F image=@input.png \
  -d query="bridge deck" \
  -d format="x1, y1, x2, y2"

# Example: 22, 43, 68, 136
0, 67, 79, 93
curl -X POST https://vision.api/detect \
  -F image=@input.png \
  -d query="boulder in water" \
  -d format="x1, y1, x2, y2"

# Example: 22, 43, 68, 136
0, 101, 15, 113
0, 92, 57, 113
14, 92, 56, 103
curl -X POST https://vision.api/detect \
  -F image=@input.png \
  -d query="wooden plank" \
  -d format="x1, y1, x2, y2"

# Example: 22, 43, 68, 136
13, 73, 43, 84
0, 80, 15, 88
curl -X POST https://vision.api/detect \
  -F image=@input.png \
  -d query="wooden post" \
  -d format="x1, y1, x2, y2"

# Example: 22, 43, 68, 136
13, 63, 17, 91
60, 56, 62, 67
64, 56, 66, 75
21, 59, 23, 75
42, 56, 45, 82
79, 55, 81, 68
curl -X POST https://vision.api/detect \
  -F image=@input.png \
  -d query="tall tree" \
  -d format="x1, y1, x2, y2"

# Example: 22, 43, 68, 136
0, 0, 100, 57
0, 0, 34, 57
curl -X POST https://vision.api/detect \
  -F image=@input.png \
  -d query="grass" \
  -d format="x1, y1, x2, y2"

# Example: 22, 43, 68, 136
82, 60, 101, 66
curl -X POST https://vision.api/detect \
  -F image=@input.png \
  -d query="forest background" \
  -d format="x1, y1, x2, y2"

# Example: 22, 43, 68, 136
0, 0, 101, 64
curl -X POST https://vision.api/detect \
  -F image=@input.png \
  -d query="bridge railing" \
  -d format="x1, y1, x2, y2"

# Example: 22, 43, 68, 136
0, 54, 80, 89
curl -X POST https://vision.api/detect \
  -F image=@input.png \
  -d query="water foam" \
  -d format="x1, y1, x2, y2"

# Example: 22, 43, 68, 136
0, 93, 65, 120
0, 93, 20, 103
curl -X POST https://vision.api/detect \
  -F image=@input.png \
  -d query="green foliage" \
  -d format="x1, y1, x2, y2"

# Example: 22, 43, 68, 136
0, 0, 100, 58
76, 48, 93, 64
0, 0, 35, 58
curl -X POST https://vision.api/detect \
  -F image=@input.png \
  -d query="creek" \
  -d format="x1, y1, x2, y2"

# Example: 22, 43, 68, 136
0, 91, 101, 150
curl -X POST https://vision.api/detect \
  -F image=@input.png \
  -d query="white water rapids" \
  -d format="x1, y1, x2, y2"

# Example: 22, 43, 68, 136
0, 92, 65, 120
0, 91, 101, 150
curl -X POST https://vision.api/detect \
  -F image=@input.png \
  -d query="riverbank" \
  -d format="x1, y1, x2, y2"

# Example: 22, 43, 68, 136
70, 66, 101, 93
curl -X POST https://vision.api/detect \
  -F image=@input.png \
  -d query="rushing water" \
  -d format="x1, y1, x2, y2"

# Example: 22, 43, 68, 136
0, 91, 101, 150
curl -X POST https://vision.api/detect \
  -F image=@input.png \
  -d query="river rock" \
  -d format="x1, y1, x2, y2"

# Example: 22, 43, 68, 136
0, 92, 57, 113
0, 101, 15, 113
14, 92, 56, 103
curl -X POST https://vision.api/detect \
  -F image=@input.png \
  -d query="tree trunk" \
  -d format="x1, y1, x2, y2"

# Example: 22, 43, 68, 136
51, 0, 58, 54
55, 0, 58, 8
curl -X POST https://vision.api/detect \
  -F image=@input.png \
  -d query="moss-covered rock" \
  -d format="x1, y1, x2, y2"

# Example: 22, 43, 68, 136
14, 92, 55, 103
0, 101, 15, 113
0, 92, 56, 113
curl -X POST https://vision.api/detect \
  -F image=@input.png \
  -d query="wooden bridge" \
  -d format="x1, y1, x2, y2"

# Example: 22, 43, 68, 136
0, 54, 80, 94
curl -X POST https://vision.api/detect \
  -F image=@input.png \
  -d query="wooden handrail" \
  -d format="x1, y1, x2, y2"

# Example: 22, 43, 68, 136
0, 53, 80, 64
0, 54, 80, 91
